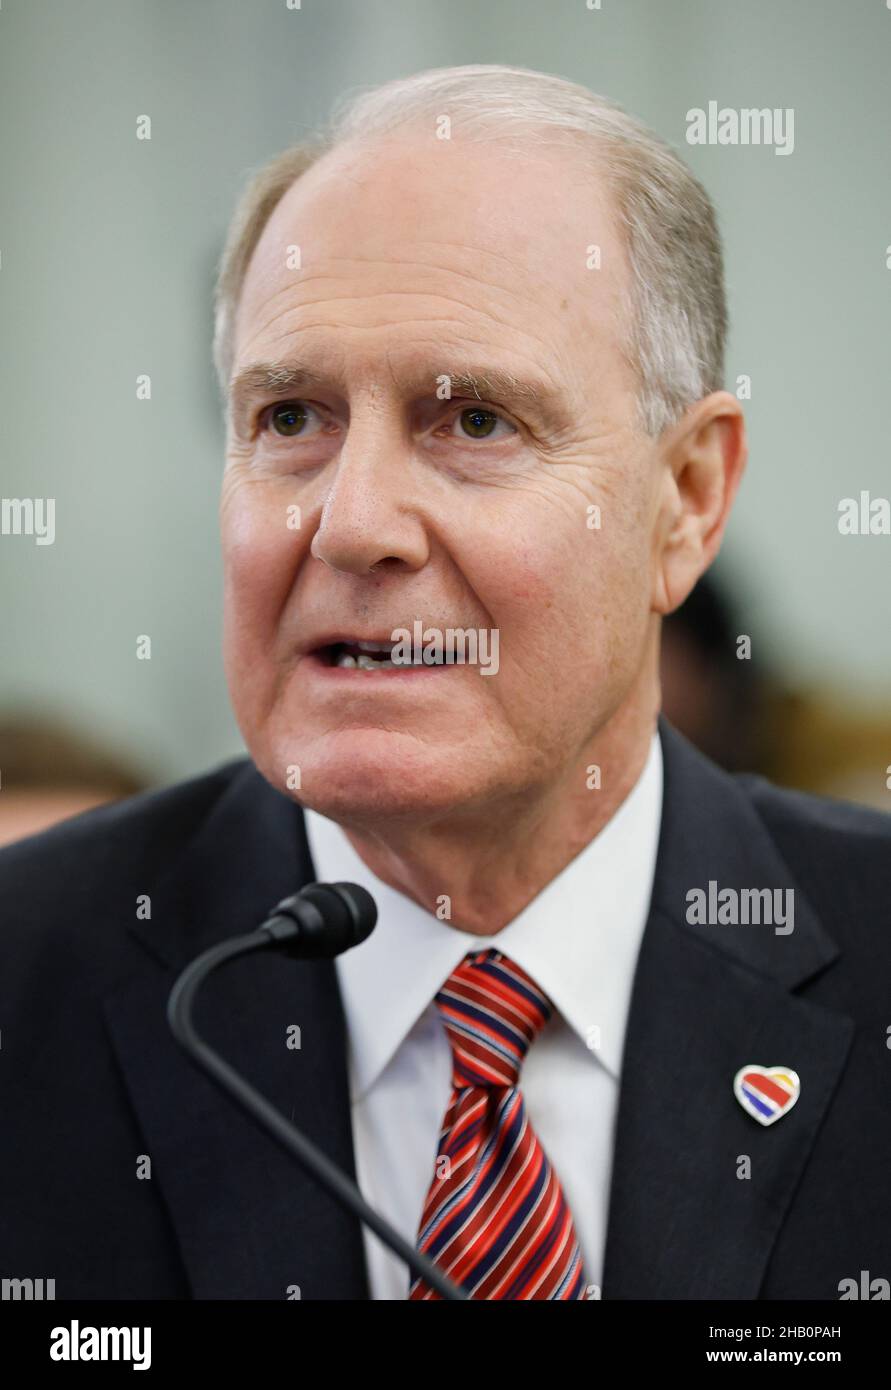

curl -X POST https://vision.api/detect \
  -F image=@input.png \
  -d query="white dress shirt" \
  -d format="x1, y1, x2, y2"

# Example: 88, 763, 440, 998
303, 731, 663, 1299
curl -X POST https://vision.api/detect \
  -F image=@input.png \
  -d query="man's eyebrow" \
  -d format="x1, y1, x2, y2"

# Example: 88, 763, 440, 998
420, 366, 570, 431
228, 359, 563, 425
228, 361, 325, 418
439, 369, 542, 405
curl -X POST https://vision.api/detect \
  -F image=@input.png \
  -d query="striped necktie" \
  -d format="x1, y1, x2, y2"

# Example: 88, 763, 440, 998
409, 948, 589, 1300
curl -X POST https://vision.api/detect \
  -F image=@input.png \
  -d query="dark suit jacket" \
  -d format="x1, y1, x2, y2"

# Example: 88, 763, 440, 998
1, 719, 889, 1300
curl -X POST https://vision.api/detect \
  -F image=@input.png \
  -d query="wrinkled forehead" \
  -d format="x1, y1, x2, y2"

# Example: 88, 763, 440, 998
233, 130, 632, 386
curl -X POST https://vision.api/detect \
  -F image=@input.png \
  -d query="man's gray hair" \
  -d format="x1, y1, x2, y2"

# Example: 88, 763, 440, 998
213, 64, 726, 437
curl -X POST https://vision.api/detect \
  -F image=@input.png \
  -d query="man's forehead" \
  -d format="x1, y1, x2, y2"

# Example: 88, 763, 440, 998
233, 133, 631, 409
243, 131, 625, 307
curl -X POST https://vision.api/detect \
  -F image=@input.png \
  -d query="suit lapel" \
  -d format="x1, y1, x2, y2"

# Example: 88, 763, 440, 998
103, 762, 369, 1299
602, 721, 855, 1298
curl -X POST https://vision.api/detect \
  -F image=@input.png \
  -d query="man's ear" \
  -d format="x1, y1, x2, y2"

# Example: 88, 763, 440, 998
651, 390, 748, 616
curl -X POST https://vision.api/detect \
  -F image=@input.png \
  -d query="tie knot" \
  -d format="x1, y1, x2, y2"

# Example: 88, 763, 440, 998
434, 948, 552, 1090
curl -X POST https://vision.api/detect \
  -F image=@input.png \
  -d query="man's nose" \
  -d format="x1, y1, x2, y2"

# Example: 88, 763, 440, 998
310, 416, 429, 575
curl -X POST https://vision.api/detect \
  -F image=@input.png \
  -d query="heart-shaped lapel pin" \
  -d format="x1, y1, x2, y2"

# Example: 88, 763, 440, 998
733, 1065, 800, 1126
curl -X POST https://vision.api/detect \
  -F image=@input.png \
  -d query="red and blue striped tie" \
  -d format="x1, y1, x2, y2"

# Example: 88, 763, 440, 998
409, 948, 589, 1300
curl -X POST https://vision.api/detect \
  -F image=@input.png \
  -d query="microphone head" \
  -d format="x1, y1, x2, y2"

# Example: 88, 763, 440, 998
321, 882, 378, 947
266, 881, 377, 959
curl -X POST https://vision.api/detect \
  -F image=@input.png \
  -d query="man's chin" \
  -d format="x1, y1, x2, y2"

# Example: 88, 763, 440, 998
259, 728, 485, 827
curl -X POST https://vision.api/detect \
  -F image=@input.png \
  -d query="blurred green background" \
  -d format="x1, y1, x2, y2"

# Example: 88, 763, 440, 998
0, 0, 889, 794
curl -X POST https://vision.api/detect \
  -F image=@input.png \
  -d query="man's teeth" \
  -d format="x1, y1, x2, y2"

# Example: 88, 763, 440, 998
335, 646, 396, 670
331, 639, 446, 670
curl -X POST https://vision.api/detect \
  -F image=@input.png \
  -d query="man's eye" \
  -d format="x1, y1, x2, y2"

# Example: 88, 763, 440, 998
452, 407, 515, 441
266, 401, 315, 437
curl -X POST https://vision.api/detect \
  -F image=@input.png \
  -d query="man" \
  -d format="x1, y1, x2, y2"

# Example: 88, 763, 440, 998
1, 65, 889, 1301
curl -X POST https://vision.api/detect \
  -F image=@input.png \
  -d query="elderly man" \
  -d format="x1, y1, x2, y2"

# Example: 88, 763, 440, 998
1, 65, 889, 1303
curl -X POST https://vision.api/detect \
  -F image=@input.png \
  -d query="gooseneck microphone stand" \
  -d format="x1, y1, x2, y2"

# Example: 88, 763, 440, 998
167, 881, 465, 1302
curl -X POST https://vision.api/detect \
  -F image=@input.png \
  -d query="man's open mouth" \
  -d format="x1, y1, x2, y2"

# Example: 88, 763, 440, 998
313, 639, 433, 670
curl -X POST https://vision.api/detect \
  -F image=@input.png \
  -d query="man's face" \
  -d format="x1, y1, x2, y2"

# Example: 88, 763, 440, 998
222, 132, 662, 824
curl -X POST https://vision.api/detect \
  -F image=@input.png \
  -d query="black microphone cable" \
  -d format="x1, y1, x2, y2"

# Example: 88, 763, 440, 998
167, 880, 465, 1302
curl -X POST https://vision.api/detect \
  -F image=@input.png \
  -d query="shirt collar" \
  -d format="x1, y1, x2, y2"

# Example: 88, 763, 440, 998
304, 730, 663, 1099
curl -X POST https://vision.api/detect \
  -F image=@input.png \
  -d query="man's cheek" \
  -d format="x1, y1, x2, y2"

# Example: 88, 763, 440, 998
224, 499, 300, 615
480, 539, 563, 612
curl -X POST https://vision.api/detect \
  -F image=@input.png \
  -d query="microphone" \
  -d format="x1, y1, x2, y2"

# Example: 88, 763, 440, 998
259, 881, 378, 957
167, 882, 465, 1302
